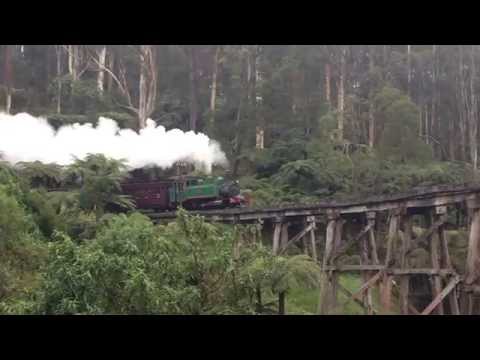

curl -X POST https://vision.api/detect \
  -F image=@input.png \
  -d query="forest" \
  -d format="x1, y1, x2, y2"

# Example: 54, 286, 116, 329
0, 45, 477, 314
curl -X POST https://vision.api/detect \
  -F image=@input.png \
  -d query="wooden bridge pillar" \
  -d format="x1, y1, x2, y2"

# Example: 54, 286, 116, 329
330, 218, 344, 311
272, 217, 283, 256
464, 196, 480, 314
319, 210, 340, 314
366, 212, 379, 314
280, 222, 289, 250
307, 216, 318, 261
399, 212, 412, 315
359, 212, 376, 314
429, 206, 445, 315
381, 208, 401, 314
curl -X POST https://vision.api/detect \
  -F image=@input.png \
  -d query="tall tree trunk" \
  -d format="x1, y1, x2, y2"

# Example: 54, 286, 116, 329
138, 60, 147, 129
325, 62, 331, 106
247, 45, 258, 140
3, 45, 13, 114
368, 46, 375, 148
232, 48, 248, 177
45, 45, 53, 95
431, 45, 438, 157
407, 45, 412, 97
424, 105, 429, 144
337, 46, 346, 142
68, 45, 80, 81
68, 45, 74, 79
418, 58, 425, 139
209, 46, 221, 134
247, 46, 262, 150
383, 45, 388, 67
189, 46, 199, 132
97, 46, 106, 94
106, 52, 114, 92
138, 45, 157, 130
469, 45, 478, 174
448, 112, 456, 161
459, 46, 468, 162
324, 45, 332, 108
55, 45, 62, 114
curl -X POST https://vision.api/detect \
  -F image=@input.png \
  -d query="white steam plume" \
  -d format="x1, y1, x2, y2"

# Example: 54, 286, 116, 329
0, 112, 228, 172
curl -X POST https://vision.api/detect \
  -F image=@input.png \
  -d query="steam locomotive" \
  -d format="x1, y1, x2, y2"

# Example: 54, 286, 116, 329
121, 170, 248, 211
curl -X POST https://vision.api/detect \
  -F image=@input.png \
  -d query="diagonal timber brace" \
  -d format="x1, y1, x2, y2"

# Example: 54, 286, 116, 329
330, 223, 373, 264
339, 269, 385, 308
336, 282, 378, 314
279, 222, 315, 254
421, 276, 461, 315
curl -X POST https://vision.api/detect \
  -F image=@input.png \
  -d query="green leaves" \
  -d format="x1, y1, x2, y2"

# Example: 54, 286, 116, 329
30, 208, 321, 315
66, 154, 134, 219
0, 185, 29, 247
16, 161, 64, 189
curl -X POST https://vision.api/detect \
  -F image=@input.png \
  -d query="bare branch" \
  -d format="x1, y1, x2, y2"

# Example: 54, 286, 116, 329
90, 55, 126, 94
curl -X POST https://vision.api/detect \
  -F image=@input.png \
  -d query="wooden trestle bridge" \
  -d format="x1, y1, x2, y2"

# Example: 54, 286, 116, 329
147, 184, 480, 315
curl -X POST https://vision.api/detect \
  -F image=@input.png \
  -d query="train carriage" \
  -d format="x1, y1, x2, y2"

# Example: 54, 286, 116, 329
120, 181, 172, 210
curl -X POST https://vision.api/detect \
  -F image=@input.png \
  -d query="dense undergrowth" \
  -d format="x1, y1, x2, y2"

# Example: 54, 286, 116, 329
239, 136, 470, 208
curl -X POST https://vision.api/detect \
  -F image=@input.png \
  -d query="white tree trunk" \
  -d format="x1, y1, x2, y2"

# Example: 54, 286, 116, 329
55, 45, 62, 113
68, 45, 74, 77
3, 45, 13, 114
431, 45, 437, 157
106, 52, 114, 92
470, 45, 478, 173
68, 45, 80, 81
325, 62, 331, 106
368, 46, 375, 148
5, 92, 11, 114
138, 59, 147, 129
337, 47, 346, 141
209, 46, 220, 132
138, 45, 157, 129
407, 45, 412, 96
97, 46, 106, 94
188, 46, 199, 131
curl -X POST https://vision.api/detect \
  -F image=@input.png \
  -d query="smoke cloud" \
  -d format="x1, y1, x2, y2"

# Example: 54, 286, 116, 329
0, 112, 228, 172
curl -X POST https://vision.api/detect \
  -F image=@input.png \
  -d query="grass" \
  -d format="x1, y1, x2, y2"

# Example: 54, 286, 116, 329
286, 274, 398, 315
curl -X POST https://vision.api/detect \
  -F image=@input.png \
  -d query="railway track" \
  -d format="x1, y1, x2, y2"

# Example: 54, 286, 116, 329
144, 183, 480, 223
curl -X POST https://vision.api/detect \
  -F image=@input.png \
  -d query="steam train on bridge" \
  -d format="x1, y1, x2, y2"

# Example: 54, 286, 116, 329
121, 169, 248, 211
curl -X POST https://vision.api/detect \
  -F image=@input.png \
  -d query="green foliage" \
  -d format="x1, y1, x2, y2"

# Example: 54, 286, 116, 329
0, 234, 46, 312
29, 208, 322, 315
255, 132, 309, 178
244, 128, 467, 206
66, 154, 135, 219
375, 86, 433, 163
0, 161, 27, 200
23, 189, 59, 238
16, 161, 63, 188
0, 186, 30, 248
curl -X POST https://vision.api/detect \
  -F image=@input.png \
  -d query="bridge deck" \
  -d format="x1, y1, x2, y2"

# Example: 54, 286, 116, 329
147, 183, 480, 222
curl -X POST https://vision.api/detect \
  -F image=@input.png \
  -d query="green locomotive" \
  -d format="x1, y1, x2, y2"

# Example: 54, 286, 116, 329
121, 172, 247, 211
